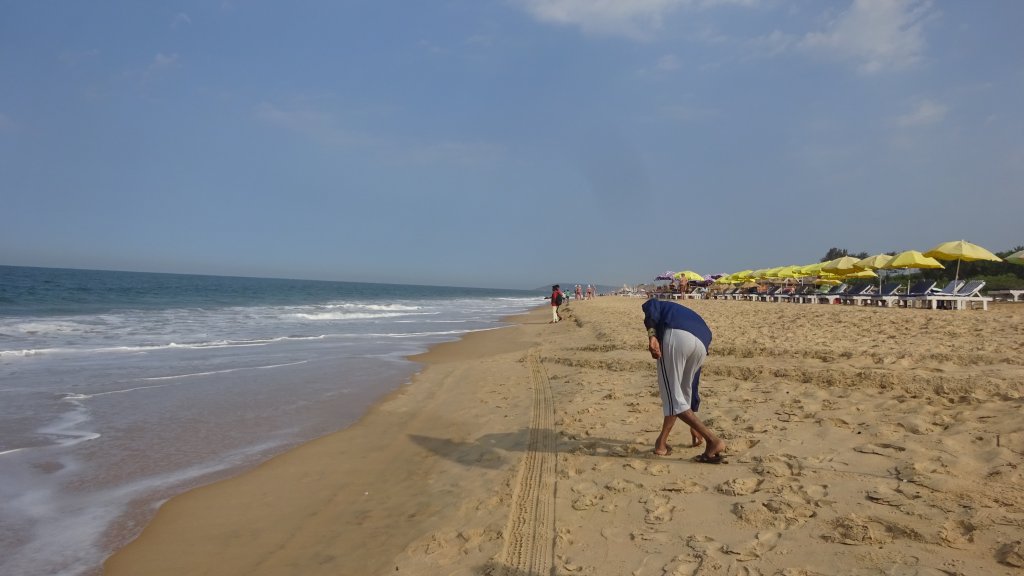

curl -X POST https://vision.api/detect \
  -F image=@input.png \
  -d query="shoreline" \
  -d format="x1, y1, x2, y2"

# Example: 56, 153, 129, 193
105, 298, 1024, 575
104, 304, 553, 576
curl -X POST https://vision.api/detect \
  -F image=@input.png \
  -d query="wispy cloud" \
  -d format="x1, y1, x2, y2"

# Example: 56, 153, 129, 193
656, 54, 680, 71
515, 0, 675, 39
171, 13, 192, 29
253, 101, 384, 150
148, 52, 179, 73
895, 99, 947, 127
744, 29, 796, 59
513, 0, 758, 40
800, 0, 936, 74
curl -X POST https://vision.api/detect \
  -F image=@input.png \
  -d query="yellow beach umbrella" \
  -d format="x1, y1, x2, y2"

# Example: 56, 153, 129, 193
924, 239, 1003, 294
797, 262, 826, 277
1006, 249, 1024, 266
775, 265, 802, 279
924, 240, 1002, 263
882, 250, 945, 270
673, 270, 704, 282
838, 269, 877, 279
854, 253, 894, 270
821, 256, 862, 274
882, 250, 945, 294
854, 253, 894, 290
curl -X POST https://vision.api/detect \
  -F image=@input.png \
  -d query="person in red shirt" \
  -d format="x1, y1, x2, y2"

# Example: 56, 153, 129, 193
550, 284, 564, 323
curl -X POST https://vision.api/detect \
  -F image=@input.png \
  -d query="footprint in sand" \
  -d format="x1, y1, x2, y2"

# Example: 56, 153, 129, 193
605, 478, 643, 493
658, 536, 728, 576
716, 477, 763, 496
753, 453, 802, 477
571, 482, 604, 511
997, 540, 1024, 568
640, 494, 675, 524
853, 443, 907, 458
821, 513, 925, 546
938, 517, 978, 550
866, 486, 909, 507
729, 437, 762, 453
722, 530, 782, 561
660, 479, 706, 494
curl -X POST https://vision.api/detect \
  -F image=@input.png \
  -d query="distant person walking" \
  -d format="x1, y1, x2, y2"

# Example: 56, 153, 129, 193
575, 284, 583, 301
550, 284, 565, 323
641, 298, 726, 463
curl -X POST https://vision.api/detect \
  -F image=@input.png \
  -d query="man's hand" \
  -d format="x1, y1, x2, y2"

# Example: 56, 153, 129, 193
648, 336, 662, 359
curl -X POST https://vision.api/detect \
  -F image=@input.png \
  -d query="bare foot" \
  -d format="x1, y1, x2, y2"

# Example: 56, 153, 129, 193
703, 438, 727, 459
690, 429, 704, 447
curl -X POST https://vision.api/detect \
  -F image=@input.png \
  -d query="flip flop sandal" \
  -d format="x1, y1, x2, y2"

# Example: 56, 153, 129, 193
694, 453, 727, 464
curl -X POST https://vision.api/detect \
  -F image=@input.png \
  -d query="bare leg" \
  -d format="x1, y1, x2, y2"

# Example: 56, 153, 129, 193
677, 409, 726, 457
690, 427, 704, 447
653, 415, 677, 455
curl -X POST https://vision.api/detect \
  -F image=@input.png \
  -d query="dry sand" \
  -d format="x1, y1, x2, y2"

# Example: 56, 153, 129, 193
105, 298, 1024, 575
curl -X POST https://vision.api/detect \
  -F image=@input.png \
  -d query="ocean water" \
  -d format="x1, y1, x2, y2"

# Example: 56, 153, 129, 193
0, 266, 542, 576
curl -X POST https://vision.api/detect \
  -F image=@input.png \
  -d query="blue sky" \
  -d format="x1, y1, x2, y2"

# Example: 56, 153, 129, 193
1, 1, 1021, 289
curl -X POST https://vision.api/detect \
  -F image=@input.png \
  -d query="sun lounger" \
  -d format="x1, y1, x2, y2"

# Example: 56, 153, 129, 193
895, 280, 938, 308
713, 287, 736, 299
865, 282, 903, 307
754, 286, 777, 302
923, 280, 990, 310
777, 285, 812, 303
988, 289, 1024, 302
683, 287, 705, 300
768, 286, 798, 302
816, 283, 850, 304
795, 286, 830, 304
839, 284, 875, 305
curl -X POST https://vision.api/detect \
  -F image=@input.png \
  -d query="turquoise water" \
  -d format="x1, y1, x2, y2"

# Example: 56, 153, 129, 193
0, 266, 543, 576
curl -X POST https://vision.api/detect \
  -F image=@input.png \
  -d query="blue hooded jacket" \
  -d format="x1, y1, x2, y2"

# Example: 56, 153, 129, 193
642, 299, 712, 411
641, 299, 712, 350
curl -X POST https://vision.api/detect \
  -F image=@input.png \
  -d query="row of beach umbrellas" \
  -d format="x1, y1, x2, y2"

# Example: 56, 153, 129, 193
659, 240, 1021, 294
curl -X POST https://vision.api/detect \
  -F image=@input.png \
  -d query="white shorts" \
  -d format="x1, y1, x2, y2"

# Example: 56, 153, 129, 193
656, 328, 707, 416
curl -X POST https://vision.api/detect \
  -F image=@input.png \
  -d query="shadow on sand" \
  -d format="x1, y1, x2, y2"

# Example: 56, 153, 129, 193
408, 429, 648, 470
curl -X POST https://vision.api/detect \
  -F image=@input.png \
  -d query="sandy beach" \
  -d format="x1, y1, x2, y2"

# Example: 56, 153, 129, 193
105, 297, 1024, 575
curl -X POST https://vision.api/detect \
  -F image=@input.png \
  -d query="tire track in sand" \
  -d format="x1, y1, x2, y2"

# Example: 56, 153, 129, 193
495, 351, 556, 576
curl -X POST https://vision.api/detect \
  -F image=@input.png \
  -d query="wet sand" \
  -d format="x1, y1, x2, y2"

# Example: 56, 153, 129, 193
105, 298, 1024, 575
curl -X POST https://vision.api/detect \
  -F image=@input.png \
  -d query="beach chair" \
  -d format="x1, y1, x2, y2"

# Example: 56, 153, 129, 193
866, 282, 902, 307
816, 283, 850, 304
756, 286, 781, 302
776, 285, 800, 302
796, 285, 829, 304
895, 280, 938, 308
777, 285, 810, 303
839, 284, 875, 305
924, 280, 990, 310
769, 286, 797, 302
734, 287, 758, 301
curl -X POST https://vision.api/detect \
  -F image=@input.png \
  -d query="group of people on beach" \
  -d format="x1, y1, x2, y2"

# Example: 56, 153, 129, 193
548, 283, 595, 323
550, 283, 726, 463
